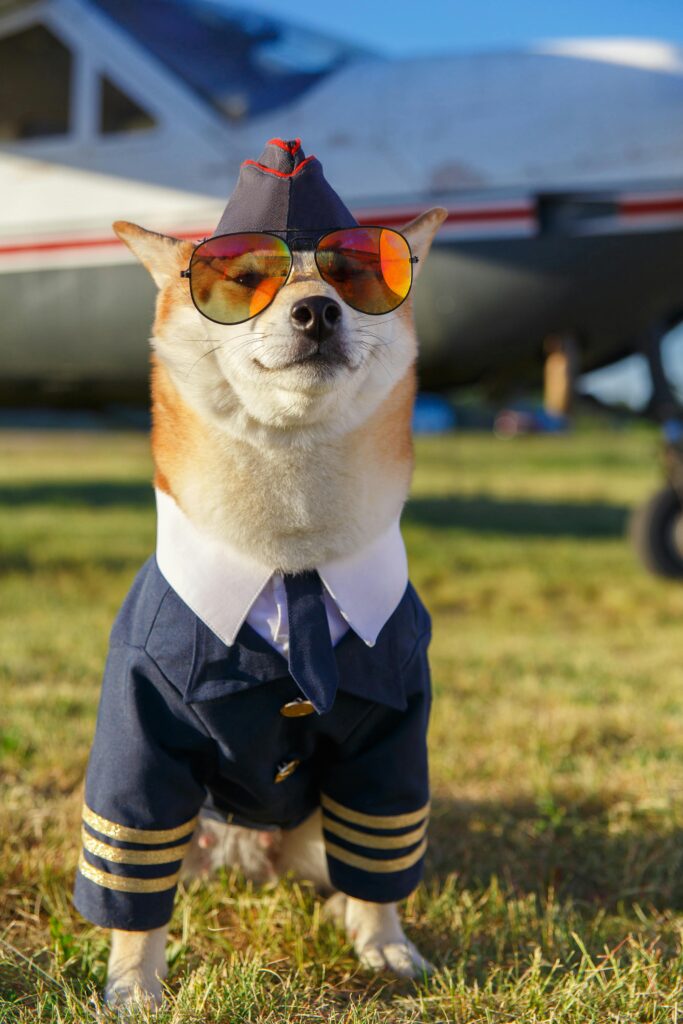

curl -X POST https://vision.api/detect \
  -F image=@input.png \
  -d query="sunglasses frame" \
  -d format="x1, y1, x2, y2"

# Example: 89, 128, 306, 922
180, 226, 419, 326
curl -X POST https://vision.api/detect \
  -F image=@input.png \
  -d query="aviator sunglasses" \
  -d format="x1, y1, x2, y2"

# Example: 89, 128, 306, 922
180, 226, 418, 326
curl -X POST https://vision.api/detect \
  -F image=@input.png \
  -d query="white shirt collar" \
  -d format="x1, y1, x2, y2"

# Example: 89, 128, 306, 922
155, 488, 408, 648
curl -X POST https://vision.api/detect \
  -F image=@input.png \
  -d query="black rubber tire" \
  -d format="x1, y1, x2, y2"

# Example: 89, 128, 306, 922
631, 485, 683, 579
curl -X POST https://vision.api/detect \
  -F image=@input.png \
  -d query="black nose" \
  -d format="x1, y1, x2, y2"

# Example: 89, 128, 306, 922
290, 296, 341, 342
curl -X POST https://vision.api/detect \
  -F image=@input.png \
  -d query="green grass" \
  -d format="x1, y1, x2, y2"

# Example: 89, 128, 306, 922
2, 424, 683, 1022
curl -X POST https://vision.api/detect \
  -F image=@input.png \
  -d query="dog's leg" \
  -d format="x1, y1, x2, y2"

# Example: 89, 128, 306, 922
275, 809, 332, 893
278, 813, 432, 978
105, 814, 279, 1010
343, 897, 434, 978
105, 924, 169, 1009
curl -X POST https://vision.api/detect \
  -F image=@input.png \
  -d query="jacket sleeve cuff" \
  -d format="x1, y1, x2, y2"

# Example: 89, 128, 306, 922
321, 793, 428, 903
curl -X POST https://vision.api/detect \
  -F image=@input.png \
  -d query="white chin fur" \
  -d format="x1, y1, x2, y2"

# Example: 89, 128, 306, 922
154, 303, 415, 444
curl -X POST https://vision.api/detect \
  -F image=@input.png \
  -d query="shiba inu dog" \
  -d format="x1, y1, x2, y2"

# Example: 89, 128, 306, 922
73, 138, 446, 1008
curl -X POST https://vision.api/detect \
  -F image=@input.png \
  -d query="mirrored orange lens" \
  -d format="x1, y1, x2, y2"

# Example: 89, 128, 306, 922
315, 227, 412, 314
189, 233, 292, 324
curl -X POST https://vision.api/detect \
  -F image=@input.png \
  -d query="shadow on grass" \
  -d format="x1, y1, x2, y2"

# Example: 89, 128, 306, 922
0, 484, 631, 540
0, 481, 153, 509
404, 494, 631, 538
427, 794, 683, 910
0, 551, 145, 574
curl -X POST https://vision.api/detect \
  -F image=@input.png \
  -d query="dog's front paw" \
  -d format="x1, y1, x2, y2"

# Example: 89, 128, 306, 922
106, 927, 168, 1013
344, 896, 434, 980
357, 937, 434, 978
104, 973, 164, 1012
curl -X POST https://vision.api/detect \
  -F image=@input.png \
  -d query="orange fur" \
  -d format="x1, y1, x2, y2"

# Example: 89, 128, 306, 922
150, 356, 205, 501
351, 303, 417, 471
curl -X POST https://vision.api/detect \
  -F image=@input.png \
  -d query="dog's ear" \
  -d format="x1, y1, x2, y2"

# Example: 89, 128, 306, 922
113, 221, 192, 288
400, 208, 447, 279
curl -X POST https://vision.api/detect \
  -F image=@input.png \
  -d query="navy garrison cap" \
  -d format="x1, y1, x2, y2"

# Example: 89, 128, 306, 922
213, 138, 357, 241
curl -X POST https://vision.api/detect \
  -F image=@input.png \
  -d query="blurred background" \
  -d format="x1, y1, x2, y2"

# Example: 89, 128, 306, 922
4, 4, 683, 1018
2, 0, 683, 571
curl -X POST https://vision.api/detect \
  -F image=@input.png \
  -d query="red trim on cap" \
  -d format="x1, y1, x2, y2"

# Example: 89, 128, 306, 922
242, 154, 316, 179
266, 137, 302, 156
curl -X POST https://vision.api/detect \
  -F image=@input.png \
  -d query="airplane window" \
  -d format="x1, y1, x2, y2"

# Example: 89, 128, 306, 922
0, 25, 71, 140
89, 0, 371, 120
100, 77, 156, 134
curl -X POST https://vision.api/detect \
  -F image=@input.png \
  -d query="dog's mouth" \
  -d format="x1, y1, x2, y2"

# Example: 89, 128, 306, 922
253, 346, 352, 375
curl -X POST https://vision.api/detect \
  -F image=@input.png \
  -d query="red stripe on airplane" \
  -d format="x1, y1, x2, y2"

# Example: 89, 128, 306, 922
0, 206, 533, 256
2, 196, 682, 257
618, 197, 683, 217
356, 206, 532, 226
0, 228, 203, 256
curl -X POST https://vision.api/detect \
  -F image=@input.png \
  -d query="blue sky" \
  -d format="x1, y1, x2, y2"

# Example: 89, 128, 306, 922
243, 0, 683, 56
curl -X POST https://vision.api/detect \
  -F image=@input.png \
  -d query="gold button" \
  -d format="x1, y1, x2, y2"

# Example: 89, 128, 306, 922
274, 759, 300, 784
280, 699, 315, 718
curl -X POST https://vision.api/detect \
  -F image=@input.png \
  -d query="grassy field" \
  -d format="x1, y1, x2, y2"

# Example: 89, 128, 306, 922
2, 424, 683, 1022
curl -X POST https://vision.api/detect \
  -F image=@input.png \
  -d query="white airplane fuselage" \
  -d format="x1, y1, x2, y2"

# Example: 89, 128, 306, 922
2, 0, 683, 402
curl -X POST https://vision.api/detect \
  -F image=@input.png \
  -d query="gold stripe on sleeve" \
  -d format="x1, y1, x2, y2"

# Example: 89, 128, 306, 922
324, 837, 428, 874
78, 854, 181, 894
83, 805, 197, 845
320, 794, 430, 831
322, 815, 427, 850
81, 828, 192, 866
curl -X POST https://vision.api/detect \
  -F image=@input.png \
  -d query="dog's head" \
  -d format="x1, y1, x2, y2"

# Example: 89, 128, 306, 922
115, 142, 445, 444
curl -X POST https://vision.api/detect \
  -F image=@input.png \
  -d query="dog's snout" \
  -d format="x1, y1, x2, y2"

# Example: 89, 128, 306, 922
290, 296, 341, 342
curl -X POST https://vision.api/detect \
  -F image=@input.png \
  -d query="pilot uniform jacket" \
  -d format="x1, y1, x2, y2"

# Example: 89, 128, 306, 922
73, 543, 432, 932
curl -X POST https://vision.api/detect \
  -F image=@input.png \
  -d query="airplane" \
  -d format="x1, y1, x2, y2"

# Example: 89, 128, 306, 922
2, 0, 683, 576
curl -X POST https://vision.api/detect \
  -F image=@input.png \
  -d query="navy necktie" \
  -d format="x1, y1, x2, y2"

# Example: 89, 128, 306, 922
283, 570, 339, 715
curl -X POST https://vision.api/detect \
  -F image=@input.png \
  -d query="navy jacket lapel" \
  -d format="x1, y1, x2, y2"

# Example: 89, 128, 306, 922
184, 620, 287, 703
182, 586, 427, 712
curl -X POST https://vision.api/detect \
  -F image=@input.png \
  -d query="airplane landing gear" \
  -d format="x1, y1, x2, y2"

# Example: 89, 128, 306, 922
543, 334, 578, 418
631, 425, 683, 579
630, 324, 683, 578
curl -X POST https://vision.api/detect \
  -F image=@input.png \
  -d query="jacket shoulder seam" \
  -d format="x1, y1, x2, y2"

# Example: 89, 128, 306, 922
111, 640, 214, 739
399, 627, 432, 673
108, 639, 178, 692
143, 582, 174, 648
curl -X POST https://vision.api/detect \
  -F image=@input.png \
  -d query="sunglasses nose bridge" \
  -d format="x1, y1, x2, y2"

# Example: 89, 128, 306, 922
288, 252, 344, 304
288, 248, 318, 277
